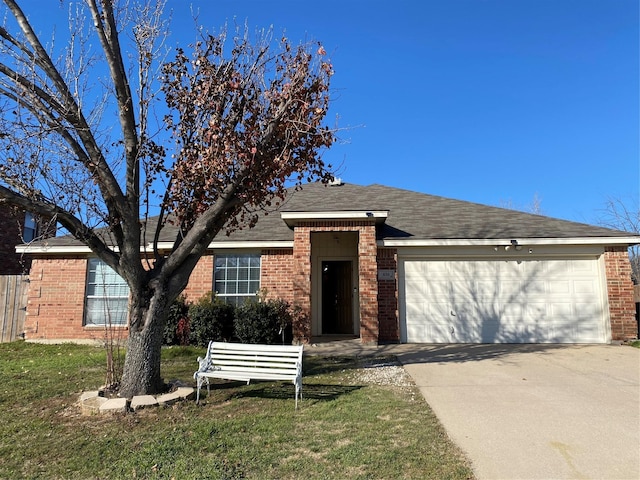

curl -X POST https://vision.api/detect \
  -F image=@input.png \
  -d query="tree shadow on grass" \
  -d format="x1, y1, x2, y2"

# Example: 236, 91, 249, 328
231, 382, 363, 403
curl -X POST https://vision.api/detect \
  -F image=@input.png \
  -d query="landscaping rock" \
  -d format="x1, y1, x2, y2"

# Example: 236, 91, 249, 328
79, 390, 102, 402
80, 395, 108, 416
130, 395, 158, 411
78, 384, 196, 415
156, 391, 182, 407
175, 387, 195, 401
99, 397, 128, 414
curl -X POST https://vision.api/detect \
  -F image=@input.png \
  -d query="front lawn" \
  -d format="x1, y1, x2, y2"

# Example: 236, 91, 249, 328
0, 342, 474, 479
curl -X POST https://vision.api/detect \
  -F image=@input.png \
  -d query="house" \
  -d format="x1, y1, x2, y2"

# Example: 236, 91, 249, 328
17, 182, 640, 344
0, 204, 55, 275
0, 204, 41, 274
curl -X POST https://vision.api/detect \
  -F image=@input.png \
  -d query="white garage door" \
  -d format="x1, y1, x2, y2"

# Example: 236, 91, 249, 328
400, 258, 608, 343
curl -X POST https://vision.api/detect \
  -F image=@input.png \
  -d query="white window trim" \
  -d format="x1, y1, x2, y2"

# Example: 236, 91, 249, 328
84, 258, 130, 327
213, 253, 262, 305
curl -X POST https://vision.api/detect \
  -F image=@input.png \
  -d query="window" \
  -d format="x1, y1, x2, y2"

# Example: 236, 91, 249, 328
214, 253, 261, 306
85, 258, 130, 327
23, 212, 37, 242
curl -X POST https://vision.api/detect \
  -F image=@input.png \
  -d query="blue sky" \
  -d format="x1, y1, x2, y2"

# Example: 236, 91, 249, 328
20, 0, 640, 225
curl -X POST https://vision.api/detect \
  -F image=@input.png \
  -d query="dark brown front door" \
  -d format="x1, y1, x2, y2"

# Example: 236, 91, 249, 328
321, 260, 353, 334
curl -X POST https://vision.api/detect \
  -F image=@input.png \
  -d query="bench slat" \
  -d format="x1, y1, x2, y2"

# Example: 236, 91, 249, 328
209, 343, 301, 353
210, 351, 300, 359
194, 341, 304, 409
209, 353, 299, 365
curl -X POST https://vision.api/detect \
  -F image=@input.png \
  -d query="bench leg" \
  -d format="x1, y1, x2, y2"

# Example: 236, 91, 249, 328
295, 380, 301, 410
196, 376, 210, 404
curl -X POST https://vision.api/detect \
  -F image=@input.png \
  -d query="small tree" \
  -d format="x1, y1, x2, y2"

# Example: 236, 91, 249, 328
0, 0, 336, 396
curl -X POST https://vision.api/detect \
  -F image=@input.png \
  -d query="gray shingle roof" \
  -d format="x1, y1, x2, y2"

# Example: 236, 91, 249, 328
219, 182, 634, 242
29, 182, 636, 248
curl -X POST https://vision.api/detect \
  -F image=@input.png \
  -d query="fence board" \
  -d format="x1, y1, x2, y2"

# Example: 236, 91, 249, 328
0, 275, 28, 343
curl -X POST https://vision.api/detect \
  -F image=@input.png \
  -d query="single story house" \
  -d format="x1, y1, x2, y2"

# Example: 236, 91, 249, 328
18, 182, 640, 344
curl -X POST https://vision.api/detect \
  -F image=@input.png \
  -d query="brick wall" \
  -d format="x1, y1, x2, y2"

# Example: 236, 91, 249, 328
292, 228, 312, 343
357, 224, 378, 344
24, 257, 128, 341
377, 248, 399, 342
604, 246, 638, 341
260, 248, 295, 303
291, 221, 379, 344
182, 255, 213, 302
183, 250, 297, 305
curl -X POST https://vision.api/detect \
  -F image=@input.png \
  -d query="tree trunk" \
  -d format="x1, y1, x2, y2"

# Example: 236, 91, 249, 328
118, 290, 167, 398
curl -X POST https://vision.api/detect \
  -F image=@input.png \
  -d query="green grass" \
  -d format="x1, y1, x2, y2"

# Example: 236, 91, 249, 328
630, 340, 640, 348
0, 342, 474, 480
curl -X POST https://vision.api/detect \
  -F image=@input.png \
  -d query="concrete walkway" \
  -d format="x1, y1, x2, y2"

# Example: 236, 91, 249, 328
305, 341, 640, 480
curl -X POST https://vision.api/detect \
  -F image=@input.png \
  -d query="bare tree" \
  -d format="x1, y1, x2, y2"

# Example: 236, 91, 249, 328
498, 192, 544, 215
0, 0, 335, 396
598, 196, 639, 283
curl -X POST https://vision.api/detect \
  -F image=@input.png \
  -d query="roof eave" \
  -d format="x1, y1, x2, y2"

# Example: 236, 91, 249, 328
380, 236, 640, 247
280, 210, 388, 227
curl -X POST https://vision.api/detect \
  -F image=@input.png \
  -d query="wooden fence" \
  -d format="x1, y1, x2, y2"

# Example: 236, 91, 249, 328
0, 275, 28, 343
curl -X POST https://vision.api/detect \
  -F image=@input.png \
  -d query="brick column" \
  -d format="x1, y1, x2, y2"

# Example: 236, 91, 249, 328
358, 225, 379, 344
292, 228, 312, 343
377, 248, 399, 342
604, 247, 637, 341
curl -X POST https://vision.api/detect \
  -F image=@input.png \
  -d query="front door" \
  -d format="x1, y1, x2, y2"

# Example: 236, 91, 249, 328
321, 260, 353, 334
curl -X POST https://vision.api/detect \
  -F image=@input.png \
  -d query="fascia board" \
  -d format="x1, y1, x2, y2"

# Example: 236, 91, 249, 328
15, 244, 95, 254
381, 236, 640, 247
153, 241, 294, 250
16, 240, 295, 255
15, 244, 123, 254
281, 210, 388, 226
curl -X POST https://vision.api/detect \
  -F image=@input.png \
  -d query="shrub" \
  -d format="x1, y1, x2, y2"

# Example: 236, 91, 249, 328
163, 296, 190, 346
188, 293, 235, 347
234, 298, 293, 345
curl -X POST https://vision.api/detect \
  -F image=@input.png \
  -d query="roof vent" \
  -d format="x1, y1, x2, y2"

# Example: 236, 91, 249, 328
328, 177, 343, 186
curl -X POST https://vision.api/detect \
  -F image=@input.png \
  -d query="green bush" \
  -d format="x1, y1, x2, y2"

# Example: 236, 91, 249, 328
163, 296, 190, 346
234, 298, 293, 344
188, 293, 235, 347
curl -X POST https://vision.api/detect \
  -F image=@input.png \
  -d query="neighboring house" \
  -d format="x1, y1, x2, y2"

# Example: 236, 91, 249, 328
0, 204, 42, 274
17, 182, 640, 344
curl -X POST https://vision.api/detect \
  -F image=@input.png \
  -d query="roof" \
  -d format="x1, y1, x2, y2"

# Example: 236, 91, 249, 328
18, 182, 639, 252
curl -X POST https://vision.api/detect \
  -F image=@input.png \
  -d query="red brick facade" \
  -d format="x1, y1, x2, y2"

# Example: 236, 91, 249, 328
260, 248, 295, 303
24, 257, 128, 342
377, 248, 399, 342
291, 221, 379, 344
182, 255, 213, 302
21, 241, 638, 344
604, 246, 637, 341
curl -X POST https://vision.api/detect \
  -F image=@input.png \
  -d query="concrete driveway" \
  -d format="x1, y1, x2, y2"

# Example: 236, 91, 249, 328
397, 344, 640, 480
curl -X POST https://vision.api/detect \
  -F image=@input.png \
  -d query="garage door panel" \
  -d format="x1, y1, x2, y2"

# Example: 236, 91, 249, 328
574, 280, 597, 294
407, 322, 451, 343
474, 280, 500, 299
524, 280, 546, 295
401, 258, 607, 344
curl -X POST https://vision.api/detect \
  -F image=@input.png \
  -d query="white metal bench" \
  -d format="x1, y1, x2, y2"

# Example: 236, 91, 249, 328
193, 341, 304, 409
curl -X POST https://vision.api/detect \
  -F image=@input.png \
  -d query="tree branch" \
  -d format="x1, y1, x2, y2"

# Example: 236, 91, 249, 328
0, 185, 120, 271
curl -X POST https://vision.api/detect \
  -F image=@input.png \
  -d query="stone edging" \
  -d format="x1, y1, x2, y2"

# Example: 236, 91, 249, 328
79, 386, 195, 415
